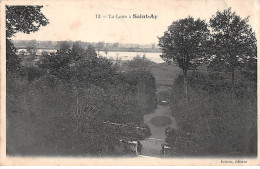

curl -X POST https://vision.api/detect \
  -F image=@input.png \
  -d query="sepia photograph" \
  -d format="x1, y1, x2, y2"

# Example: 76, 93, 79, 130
0, 0, 259, 165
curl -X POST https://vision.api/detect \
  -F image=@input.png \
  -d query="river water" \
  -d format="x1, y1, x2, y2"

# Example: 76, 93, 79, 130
17, 49, 164, 63
98, 51, 164, 63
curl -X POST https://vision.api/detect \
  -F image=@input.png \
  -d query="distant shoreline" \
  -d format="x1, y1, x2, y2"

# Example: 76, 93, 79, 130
15, 46, 162, 53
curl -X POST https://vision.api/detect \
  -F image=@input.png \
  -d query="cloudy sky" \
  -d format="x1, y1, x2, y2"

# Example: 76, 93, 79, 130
10, 0, 258, 44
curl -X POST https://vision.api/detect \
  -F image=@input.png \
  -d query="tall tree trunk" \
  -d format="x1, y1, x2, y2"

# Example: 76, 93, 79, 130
183, 69, 188, 108
231, 69, 235, 107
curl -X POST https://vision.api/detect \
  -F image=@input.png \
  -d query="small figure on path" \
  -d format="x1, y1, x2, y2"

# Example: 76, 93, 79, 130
137, 141, 143, 155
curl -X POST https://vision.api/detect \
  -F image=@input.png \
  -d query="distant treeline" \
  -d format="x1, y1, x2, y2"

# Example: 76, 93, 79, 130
12, 40, 161, 53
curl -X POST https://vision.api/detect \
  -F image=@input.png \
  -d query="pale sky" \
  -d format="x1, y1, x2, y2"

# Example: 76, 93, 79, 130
11, 0, 258, 44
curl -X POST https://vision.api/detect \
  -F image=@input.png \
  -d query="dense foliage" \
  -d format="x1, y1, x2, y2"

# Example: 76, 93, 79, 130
165, 71, 257, 156
7, 43, 156, 155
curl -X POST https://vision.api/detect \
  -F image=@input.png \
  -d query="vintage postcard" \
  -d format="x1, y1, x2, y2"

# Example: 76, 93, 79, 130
0, 0, 259, 166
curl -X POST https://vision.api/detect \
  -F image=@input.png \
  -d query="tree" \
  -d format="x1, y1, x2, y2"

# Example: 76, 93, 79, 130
6, 5, 49, 72
85, 45, 98, 60
112, 43, 119, 48
6, 39, 20, 72
26, 45, 38, 56
158, 17, 210, 106
104, 48, 109, 57
126, 55, 152, 71
58, 41, 71, 53
26, 40, 38, 56
209, 8, 257, 105
38, 51, 72, 80
96, 41, 105, 57
151, 43, 155, 49
6, 6, 49, 38
71, 41, 85, 61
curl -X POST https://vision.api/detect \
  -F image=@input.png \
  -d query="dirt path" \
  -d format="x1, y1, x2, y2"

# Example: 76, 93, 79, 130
138, 63, 180, 157
140, 105, 177, 157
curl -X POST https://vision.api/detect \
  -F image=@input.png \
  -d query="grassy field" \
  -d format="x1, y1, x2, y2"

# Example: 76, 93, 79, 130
148, 63, 181, 92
